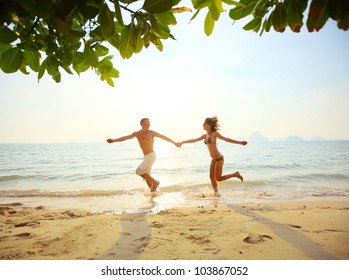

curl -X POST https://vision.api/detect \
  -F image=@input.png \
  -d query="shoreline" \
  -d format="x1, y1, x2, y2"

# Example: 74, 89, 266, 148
1, 200, 348, 260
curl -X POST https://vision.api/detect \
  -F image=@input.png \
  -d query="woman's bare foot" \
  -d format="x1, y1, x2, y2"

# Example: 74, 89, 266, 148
235, 172, 243, 182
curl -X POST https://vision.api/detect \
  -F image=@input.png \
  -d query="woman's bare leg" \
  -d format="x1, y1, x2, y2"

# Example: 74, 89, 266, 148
209, 160, 219, 194
215, 161, 243, 182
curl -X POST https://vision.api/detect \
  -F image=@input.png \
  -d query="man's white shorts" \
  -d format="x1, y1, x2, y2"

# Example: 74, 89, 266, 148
136, 152, 156, 176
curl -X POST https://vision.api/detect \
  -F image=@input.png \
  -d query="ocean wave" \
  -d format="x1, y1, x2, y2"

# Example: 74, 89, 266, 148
0, 189, 132, 198
0, 175, 39, 182
286, 173, 349, 182
307, 189, 349, 197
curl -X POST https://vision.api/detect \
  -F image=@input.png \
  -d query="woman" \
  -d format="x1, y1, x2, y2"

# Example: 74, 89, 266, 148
180, 116, 247, 196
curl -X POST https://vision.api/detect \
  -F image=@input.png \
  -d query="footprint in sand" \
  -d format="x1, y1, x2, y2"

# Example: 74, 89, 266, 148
243, 234, 273, 244
150, 221, 165, 228
15, 232, 33, 239
132, 235, 151, 253
289, 224, 302, 229
186, 234, 212, 245
14, 221, 40, 228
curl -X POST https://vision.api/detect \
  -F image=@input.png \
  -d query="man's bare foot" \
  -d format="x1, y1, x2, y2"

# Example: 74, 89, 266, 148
235, 172, 243, 182
151, 180, 160, 192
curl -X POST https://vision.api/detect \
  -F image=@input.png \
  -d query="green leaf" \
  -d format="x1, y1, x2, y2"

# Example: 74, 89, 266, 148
108, 33, 121, 50
0, 26, 19, 44
99, 3, 115, 40
47, 42, 58, 55
243, 17, 262, 31
142, 0, 174, 14
101, 73, 115, 87
84, 45, 99, 67
78, 0, 100, 19
70, 28, 86, 38
90, 26, 104, 41
210, 0, 224, 20
0, 43, 11, 55
98, 57, 113, 74
229, 0, 258, 20
204, 11, 215, 36
53, 16, 71, 33
45, 56, 60, 77
327, 0, 349, 30
52, 72, 62, 83
192, 0, 212, 10
157, 11, 177, 25
254, 0, 271, 17
109, 68, 120, 78
134, 36, 144, 53
114, 0, 124, 25
152, 37, 164, 51
68, 41, 82, 52
23, 50, 41, 72
307, 0, 329, 32
26, 1, 51, 19
73, 52, 90, 74
143, 33, 151, 48
60, 49, 74, 67
0, 47, 24, 73
190, 9, 201, 21
19, 63, 30, 75
263, 14, 273, 32
149, 15, 170, 38
142, 22, 151, 35
149, 14, 162, 35
38, 61, 46, 80
130, 21, 142, 49
119, 25, 134, 59
222, 0, 242, 5
55, 0, 78, 18
272, 2, 288, 32
95, 45, 109, 56
61, 65, 74, 75
287, 0, 305, 32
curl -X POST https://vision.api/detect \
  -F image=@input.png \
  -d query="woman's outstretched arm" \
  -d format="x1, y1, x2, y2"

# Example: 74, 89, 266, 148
216, 132, 247, 145
180, 135, 205, 144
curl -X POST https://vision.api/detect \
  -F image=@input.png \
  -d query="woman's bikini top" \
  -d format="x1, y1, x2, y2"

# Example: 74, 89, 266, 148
204, 134, 216, 145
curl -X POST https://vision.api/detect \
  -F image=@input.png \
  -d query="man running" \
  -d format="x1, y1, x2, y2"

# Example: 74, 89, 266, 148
107, 118, 180, 192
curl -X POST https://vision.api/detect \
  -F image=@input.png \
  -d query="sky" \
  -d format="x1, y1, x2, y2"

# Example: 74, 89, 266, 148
1, 2, 349, 143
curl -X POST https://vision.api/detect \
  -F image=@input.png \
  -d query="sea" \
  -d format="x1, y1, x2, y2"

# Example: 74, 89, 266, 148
0, 140, 349, 214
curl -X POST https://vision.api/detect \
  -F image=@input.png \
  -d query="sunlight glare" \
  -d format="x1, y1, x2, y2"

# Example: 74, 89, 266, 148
154, 141, 171, 159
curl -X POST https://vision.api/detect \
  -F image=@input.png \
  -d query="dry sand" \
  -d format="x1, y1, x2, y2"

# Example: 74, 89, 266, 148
1, 201, 348, 260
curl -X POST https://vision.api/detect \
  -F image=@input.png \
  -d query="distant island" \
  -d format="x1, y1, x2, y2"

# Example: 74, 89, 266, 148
248, 132, 270, 142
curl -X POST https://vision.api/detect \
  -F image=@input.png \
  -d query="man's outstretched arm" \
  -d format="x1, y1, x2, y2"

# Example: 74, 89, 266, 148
153, 131, 180, 147
107, 132, 136, 143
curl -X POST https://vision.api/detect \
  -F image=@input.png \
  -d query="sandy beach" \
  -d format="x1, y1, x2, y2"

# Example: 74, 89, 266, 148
0, 200, 348, 260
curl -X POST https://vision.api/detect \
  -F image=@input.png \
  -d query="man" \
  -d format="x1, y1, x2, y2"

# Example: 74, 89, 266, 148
107, 118, 180, 192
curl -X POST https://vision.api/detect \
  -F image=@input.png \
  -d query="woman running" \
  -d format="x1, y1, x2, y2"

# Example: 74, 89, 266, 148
180, 116, 247, 196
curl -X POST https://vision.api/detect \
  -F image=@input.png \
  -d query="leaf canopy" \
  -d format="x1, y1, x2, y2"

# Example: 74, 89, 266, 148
0, 0, 347, 87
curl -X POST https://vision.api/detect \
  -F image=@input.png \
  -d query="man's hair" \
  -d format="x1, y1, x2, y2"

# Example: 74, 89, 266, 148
140, 118, 150, 125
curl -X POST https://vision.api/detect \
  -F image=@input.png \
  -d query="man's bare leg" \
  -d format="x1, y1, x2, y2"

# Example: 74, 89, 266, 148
141, 173, 160, 192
